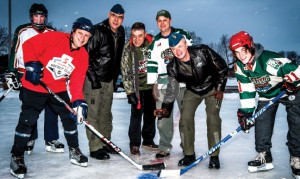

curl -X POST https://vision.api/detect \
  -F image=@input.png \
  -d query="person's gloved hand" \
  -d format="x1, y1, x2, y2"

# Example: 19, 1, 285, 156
70, 100, 88, 124
25, 61, 44, 85
281, 80, 300, 96
237, 109, 254, 132
5, 72, 21, 91
154, 108, 170, 119
127, 93, 138, 105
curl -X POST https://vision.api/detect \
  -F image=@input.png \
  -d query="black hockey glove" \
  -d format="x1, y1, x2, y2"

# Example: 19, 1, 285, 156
237, 109, 254, 132
281, 81, 300, 96
5, 72, 21, 91
25, 61, 44, 85
127, 93, 138, 105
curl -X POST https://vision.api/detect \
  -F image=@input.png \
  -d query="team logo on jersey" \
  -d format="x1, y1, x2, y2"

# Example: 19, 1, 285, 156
267, 58, 283, 70
46, 54, 75, 80
249, 75, 271, 92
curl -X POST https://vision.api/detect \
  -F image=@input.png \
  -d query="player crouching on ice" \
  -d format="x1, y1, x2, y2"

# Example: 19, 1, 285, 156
229, 31, 300, 178
9, 17, 94, 179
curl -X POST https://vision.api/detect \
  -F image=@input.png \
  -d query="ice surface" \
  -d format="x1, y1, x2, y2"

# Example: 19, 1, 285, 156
0, 88, 294, 179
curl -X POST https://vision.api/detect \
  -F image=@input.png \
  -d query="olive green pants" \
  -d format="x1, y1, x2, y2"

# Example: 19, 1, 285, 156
180, 89, 222, 156
83, 78, 114, 152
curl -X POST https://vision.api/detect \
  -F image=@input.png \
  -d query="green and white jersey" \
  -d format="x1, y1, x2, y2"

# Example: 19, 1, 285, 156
147, 27, 192, 89
235, 44, 300, 113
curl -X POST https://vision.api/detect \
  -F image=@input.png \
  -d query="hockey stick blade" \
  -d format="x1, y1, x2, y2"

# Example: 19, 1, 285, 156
158, 91, 286, 177
142, 162, 166, 170
39, 81, 166, 171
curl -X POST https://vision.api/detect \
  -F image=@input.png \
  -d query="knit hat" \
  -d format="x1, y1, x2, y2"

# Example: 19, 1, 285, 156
168, 33, 183, 47
156, 10, 171, 19
110, 4, 125, 14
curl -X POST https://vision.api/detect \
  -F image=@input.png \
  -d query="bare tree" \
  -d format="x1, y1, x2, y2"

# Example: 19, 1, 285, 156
188, 31, 202, 45
0, 27, 9, 55
217, 34, 230, 64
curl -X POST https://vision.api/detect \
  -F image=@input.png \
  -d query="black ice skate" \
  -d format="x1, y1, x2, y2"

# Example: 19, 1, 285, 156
25, 140, 35, 155
178, 153, 196, 166
209, 156, 220, 169
45, 140, 65, 153
69, 147, 88, 167
10, 154, 27, 179
248, 150, 274, 172
291, 156, 300, 179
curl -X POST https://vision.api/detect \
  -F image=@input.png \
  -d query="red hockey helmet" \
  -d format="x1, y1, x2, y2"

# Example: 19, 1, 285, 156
229, 31, 253, 51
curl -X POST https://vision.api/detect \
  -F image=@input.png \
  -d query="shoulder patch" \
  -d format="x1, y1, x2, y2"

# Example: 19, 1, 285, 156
266, 58, 284, 70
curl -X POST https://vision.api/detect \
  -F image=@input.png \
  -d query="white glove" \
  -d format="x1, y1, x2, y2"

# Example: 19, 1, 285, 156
5, 72, 21, 91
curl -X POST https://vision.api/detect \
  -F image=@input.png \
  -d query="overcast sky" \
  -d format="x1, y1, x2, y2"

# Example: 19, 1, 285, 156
1, 0, 300, 54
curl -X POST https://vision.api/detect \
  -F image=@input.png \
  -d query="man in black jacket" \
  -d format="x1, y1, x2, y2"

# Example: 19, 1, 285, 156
84, 4, 125, 160
155, 33, 228, 168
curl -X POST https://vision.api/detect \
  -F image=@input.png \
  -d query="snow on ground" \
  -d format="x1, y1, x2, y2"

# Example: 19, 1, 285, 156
0, 83, 295, 179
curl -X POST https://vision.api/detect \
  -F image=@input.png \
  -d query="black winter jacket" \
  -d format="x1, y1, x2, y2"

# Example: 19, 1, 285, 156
167, 44, 228, 96
86, 19, 125, 88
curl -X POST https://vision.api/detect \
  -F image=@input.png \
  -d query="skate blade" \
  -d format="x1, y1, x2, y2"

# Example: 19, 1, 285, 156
248, 163, 274, 173
292, 173, 300, 179
10, 169, 25, 179
70, 159, 88, 167
45, 147, 64, 153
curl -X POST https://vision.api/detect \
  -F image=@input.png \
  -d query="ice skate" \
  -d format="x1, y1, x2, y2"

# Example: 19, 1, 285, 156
248, 150, 274, 172
25, 140, 35, 155
10, 154, 27, 179
45, 140, 65, 153
291, 156, 300, 179
69, 147, 88, 167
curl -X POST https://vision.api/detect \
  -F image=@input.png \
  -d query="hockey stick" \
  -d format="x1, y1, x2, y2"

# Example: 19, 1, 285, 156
0, 87, 13, 102
133, 47, 141, 109
39, 81, 166, 170
157, 90, 286, 177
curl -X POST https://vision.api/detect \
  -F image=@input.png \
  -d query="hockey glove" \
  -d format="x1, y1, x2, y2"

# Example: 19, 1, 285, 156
5, 72, 21, 91
25, 61, 44, 85
161, 48, 174, 64
70, 100, 88, 124
154, 108, 170, 119
154, 102, 173, 119
281, 80, 300, 96
237, 109, 254, 132
127, 93, 138, 105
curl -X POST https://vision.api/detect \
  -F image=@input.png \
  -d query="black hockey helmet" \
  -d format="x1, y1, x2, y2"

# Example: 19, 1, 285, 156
29, 3, 48, 30
72, 17, 94, 35
29, 3, 48, 18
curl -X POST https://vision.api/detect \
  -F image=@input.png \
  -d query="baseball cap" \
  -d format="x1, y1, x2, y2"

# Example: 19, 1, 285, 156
110, 4, 125, 14
156, 10, 171, 19
168, 33, 184, 47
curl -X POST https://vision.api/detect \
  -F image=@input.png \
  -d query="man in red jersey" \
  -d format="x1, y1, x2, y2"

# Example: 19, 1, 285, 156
9, 17, 94, 179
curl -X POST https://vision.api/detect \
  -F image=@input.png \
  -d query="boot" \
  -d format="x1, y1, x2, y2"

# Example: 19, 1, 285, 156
178, 153, 196, 166
90, 148, 110, 160
209, 156, 220, 169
